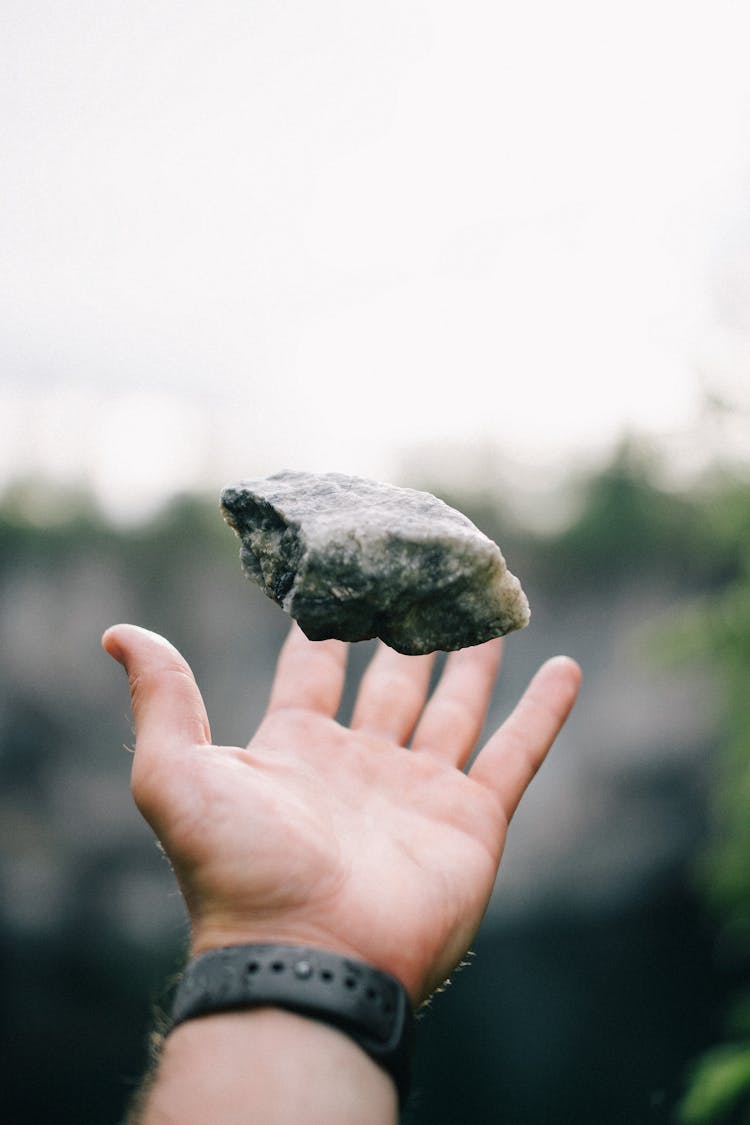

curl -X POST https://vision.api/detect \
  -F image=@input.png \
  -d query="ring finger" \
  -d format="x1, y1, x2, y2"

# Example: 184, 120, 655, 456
411, 637, 503, 768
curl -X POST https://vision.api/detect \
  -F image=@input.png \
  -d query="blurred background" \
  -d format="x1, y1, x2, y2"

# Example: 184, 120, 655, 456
2, 2, 750, 1122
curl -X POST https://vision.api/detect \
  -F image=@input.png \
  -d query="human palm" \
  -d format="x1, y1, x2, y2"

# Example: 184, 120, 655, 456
104, 623, 580, 1005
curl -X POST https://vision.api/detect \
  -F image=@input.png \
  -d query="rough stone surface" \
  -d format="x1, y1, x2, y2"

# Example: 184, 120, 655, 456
220, 471, 530, 655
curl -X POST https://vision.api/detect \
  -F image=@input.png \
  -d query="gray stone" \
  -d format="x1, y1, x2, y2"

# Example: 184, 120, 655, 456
220, 471, 530, 655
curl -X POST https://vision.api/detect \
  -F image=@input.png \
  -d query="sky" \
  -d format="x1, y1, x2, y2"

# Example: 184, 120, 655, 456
2, 0, 750, 520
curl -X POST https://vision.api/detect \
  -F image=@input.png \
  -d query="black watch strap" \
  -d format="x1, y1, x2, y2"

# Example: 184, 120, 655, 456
167, 944, 415, 1106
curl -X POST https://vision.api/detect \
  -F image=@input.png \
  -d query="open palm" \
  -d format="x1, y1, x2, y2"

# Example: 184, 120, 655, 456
103, 623, 580, 1004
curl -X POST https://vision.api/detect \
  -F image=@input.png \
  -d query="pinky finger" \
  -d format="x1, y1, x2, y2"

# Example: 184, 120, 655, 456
469, 656, 581, 820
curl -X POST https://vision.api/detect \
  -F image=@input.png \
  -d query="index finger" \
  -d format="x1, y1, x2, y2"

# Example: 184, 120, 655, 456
266, 623, 349, 718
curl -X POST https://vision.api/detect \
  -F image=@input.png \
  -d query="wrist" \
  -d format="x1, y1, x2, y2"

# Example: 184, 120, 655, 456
189, 920, 367, 969
189, 918, 421, 1003
146, 1008, 398, 1125
168, 943, 415, 1108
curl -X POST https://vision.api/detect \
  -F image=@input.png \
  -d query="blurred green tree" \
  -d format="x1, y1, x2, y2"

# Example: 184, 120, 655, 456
668, 472, 750, 1124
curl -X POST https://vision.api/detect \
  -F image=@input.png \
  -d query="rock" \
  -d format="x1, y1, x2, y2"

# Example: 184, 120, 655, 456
220, 471, 530, 655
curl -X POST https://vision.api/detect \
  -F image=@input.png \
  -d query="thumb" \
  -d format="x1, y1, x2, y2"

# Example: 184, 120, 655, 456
102, 624, 211, 765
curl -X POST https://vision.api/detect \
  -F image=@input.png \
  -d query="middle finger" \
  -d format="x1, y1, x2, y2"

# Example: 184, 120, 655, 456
350, 643, 436, 744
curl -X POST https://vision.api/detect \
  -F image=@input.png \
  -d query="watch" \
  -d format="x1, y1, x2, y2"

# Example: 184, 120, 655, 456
167, 943, 415, 1106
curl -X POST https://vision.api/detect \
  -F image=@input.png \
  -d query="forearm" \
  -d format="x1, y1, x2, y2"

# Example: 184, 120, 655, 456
132, 1008, 398, 1125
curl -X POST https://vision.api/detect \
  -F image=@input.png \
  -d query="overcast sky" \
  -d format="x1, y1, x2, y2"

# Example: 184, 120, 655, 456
2, 0, 750, 519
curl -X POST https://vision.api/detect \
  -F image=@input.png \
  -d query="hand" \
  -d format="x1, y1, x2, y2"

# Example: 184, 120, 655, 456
103, 623, 580, 1005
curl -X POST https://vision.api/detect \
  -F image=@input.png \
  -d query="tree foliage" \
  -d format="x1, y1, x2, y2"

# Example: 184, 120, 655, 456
667, 473, 750, 1124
